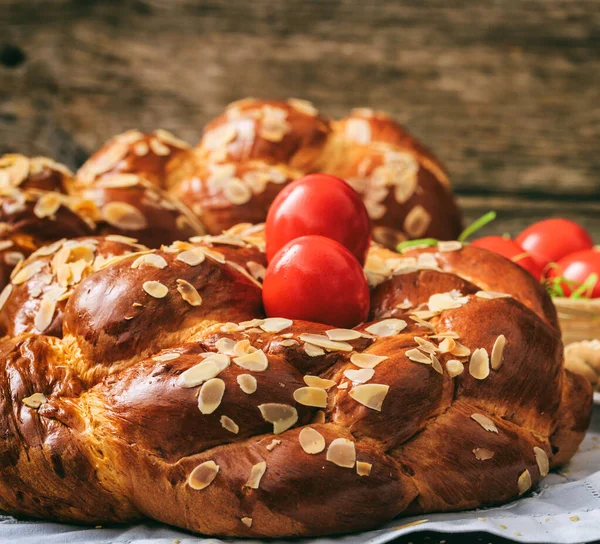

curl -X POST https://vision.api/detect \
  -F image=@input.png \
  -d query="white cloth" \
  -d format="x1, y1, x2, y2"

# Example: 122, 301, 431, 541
2, 405, 599, 544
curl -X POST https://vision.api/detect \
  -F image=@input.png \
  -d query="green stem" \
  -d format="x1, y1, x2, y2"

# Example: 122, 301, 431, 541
396, 238, 438, 253
458, 211, 497, 242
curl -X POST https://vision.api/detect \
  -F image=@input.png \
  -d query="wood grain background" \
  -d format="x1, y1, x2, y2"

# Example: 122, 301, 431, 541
1, 0, 599, 234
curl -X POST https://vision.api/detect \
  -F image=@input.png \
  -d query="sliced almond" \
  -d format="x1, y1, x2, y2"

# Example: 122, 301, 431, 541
304, 343, 325, 357
142, 280, 168, 298
299, 427, 326, 454
187, 460, 219, 490
216, 337, 237, 356
534, 446, 549, 477
473, 448, 495, 461
246, 260, 266, 281
406, 348, 432, 364
430, 354, 443, 374
469, 348, 490, 380
177, 248, 206, 266
233, 339, 256, 357
475, 290, 511, 300
280, 338, 299, 347
326, 438, 356, 468
491, 335, 506, 370
348, 384, 389, 411
437, 241, 462, 252
350, 353, 388, 369
220, 415, 239, 434
364, 319, 407, 337
0, 283, 13, 311
303, 375, 336, 389
258, 403, 298, 434
224, 178, 252, 205
518, 469, 532, 495
176, 278, 202, 306
33, 193, 61, 218
241, 517, 253, 528
244, 461, 267, 489
343, 368, 375, 384
237, 373, 257, 394
439, 337, 456, 354
102, 202, 148, 230
299, 333, 352, 352
414, 336, 439, 354
312, 410, 326, 424
356, 461, 372, 476
325, 328, 362, 341
22, 392, 47, 409
198, 378, 225, 414
293, 387, 328, 408
233, 349, 268, 371
260, 317, 293, 333
178, 354, 230, 387
35, 296, 57, 332
445, 359, 464, 377
131, 253, 168, 269
471, 413, 498, 433
404, 205, 431, 238
451, 342, 471, 357
12, 260, 45, 285
153, 352, 181, 362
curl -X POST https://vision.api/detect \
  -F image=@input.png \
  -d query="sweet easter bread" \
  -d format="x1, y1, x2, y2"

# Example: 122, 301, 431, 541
78, 100, 462, 248
0, 224, 591, 537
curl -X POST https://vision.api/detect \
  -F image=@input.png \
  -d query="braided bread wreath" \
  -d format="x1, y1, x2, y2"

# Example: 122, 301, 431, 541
0, 100, 591, 538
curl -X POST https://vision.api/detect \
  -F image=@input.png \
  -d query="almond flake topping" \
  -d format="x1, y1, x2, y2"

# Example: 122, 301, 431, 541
437, 240, 463, 252
220, 415, 239, 434
534, 446, 549, 477
33, 193, 61, 218
102, 202, 148, 230
245, 461, 267, 489
431, 355, 443, 374
304, 343, 325, 357
293, 387, 328, 408
246, 260, 266, 281
234, 349, 269, 371
288, 98, 318, 116
22, 392, 47, 409
0, 240, 14, 252
446, 360, 464, 377
299, 427, 326, 454
404, 205, 431, 238
349, 384, 389, 411
406, 348, 432, 364
303, 375, 336, 389
224, 178, 252, 205
473, 448, 495, 461
280, 338, 299, 347
364, 318, 407, 337
234, 339, 257, 357
344, 368, 375, 384
491, 335, 506, 370
260, 317, 293, 333
216, 337, 237, 355
198, 378, 225, 414
414, 336, 439, 354
325, 328, 362, 341
0, 284, 13, 311
299, 333, 352, 352
266, 439, 281, 451
187, 461, 219, 490
35, 296, 57, 332
518, 469, 532, 495
131, 254, 168, 269
326, 438, 356, 468
439, 336, 456, 353
356, 461, 372, 476
241, 517, 253, 528
313, 410, 326, 424
178, 354, 230, 387
142, 280, 168, 299
152, 352, 181, 362
258, 403, 298, 434
451, 342, 471, 357
475, 290, 511, 300
237, 373, 257, 394
471, 413, 498, 433
428, 291, 469, 312
350, 353, 388, 369
176, 279, 202, 306
12, 260, 45, 285
469, 348, 490, 379
177, 248, 206, 266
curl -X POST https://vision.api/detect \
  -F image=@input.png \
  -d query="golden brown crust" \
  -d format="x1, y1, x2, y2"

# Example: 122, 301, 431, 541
166, 99, 462, 248
0, 225, 590, 537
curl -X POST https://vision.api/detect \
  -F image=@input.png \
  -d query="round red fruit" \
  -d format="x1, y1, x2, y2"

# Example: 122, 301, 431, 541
265, 173, 371, 265
471, 236, 543, 279
262, 235, 370, 328
546, 249, 600, 298
516, 219, 593, 268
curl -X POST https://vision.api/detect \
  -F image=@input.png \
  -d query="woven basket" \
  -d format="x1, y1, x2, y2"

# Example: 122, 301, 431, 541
554, 298, 600, 345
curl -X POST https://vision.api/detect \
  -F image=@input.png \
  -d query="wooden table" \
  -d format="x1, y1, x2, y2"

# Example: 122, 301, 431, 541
1, 1, 599, 542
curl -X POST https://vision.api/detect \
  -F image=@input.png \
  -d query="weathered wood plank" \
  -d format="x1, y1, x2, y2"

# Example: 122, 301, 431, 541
0, 0, 599, 198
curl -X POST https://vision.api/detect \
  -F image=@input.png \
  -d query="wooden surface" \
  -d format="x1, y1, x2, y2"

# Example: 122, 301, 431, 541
1, 0, 599, 204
